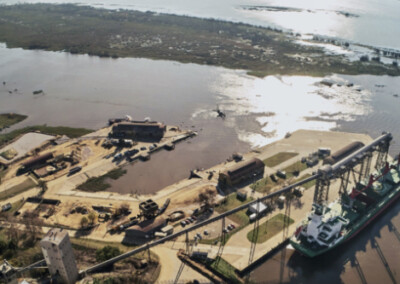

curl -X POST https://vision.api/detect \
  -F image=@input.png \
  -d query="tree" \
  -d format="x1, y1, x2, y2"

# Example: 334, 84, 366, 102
88, 212, 96, 225
0, 237, 7, 254
38, 180, 48, 195
95, 245, 121, 262
80, 216, 89, 228
198, 186, 216, 209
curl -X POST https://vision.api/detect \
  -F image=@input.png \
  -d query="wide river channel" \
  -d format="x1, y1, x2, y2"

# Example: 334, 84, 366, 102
1, 44, 399, 282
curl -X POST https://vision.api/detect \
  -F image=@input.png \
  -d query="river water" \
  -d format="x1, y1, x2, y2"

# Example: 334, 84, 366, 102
0, 0, 400, 281
3, 44, 398, 194
1, 0, 399, 49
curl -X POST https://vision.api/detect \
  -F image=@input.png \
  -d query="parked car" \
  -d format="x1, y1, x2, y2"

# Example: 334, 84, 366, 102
180, 221, 186, 227
68, 166, 82, 176
1, 203, 11, 212
113, 153, 123, 161
230, 223, 236, 229
276, 170, 287, 179
204, 230, 209, 235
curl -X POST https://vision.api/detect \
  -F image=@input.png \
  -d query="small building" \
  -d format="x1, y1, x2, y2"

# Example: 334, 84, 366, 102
318, 147, 331, 157
18, 152, 54, 173
249, 201, 268, 215
218, 158, 265, 187
161, 224, 174, 235
139, 199, 159, 218
236, 189, 247, 201
323, 141, 364, 165
110, 121, 166, 141
40, 228, 78, 284
190, 250, 209, 261
125, 217, 167, 239
169, 210, 185, 222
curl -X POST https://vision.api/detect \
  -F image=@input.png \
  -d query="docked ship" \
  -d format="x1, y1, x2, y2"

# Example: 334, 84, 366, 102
290, 155, 400, 258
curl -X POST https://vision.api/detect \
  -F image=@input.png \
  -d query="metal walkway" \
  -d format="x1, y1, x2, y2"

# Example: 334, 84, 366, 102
78, 132, 392, 275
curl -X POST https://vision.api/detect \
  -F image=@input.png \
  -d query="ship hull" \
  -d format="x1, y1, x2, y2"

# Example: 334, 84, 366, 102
290, 185, 400, 258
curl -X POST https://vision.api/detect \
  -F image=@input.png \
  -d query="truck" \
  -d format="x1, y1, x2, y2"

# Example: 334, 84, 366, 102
68, 166, 82, 176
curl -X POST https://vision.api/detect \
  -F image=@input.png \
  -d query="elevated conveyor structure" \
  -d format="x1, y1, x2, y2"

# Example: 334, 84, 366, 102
71, 132, 392, 276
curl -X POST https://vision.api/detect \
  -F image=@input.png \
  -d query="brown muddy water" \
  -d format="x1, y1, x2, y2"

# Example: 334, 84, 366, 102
249, 201, 400, 283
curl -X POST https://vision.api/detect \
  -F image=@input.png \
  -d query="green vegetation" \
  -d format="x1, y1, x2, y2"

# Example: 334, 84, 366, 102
201, 193, 252, 245
209, 257, 241, 284
297, 173, 317, 189
96, 245, 121, 262
247, 213, 294, 243
0, 125, 92, 148
252, 160, 310, 193
0, 4, 399, 77
0, 113, 27, 129
0, 176, 36, 200
264, 152, 299, 167
0, 148, 18, 160
77, 168, 127, 192
217, 192, 253, 212
250, 175, 275, 194
71, 237, 136, 252
0, 219, 45, 276
283, 160, 308, 179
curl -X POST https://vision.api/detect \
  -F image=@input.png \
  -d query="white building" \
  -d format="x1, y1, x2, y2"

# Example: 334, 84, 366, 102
249, 201, 268, 215
40, 228, 79, 284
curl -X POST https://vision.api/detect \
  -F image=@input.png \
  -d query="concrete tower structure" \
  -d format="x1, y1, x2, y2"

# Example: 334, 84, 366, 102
40, 228, 79, 284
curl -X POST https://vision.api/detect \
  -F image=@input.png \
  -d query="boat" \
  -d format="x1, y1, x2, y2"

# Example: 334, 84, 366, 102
290, 155, 400, 257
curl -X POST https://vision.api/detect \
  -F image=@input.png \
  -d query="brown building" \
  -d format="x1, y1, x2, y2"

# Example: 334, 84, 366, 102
219, 158, 265, 187
110, 121, 166, 141
323, 141, 365, 165
18, 152, 54, 175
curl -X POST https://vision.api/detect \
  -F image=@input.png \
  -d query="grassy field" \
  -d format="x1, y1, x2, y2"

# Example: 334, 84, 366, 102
264, 152, 299, 167
283, 160, 308, 179
77, 168, 127, 192
0, 4, 399, 77
250, 175, 276, 194
0, 113, 27, 129
297, 173, 317, 189
0, 177, 36, 200
200, 193, 253, 245
208, 257, 241, 284
0, 125, 93, 148
247, 213, 294, 243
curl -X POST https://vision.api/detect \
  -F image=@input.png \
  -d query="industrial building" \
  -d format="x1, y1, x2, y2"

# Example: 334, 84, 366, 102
109, 121, 166, 141
125, 217, 167, 240
139, 199, 159, 218
218, 158, 265, 187
18, 152, 54, 174
323, 141, 365, 165
40, 228, 78, 284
